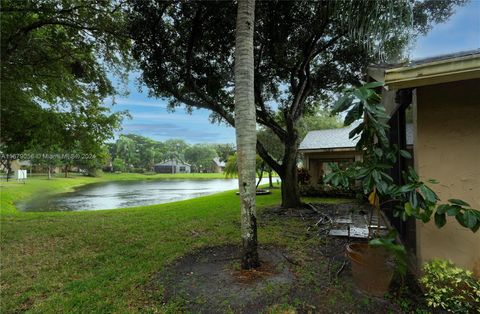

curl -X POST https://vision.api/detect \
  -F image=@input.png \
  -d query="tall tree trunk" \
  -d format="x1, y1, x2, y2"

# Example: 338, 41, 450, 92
268, 169, 273, 189
48, 165, 52, 179
280, 135, 301, 208
256, 131, 302, 208
5, 159, 11, 182
234, 0, 259, 270
256, 163, 264, 189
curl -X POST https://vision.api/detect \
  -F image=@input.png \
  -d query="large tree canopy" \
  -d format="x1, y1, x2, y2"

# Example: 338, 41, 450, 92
0, 0, 131, 160
128, 0, 465, 207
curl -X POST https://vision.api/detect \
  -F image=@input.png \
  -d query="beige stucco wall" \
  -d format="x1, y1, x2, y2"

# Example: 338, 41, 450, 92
414, 78, 480, 276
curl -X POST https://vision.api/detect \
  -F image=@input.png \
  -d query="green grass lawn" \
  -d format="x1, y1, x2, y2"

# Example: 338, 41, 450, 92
0, 175, 350, 313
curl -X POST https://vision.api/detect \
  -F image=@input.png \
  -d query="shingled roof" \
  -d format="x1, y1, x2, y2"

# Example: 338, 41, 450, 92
299, 122, 413, 151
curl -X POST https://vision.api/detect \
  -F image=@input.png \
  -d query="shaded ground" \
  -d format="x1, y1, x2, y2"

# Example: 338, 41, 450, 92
150, 202, 428, 313
156, 245, 295, 313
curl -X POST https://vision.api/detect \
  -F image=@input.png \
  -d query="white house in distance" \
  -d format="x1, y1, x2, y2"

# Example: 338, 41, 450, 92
212, 157, 226, 173
153, 160, 191, 174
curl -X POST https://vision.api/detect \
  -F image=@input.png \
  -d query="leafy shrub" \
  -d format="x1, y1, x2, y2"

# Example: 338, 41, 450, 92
86, 168, 103, 177
299, 183, 357, 198
420, 259, 480, 313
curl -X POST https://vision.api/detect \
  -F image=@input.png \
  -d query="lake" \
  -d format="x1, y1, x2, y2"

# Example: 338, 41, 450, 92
19, 178, 278, 212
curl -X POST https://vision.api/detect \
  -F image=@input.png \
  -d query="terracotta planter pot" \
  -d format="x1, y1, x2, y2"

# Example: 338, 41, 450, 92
346, 242, 394, 297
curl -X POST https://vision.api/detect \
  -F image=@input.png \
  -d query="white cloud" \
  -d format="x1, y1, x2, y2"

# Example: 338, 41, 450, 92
132, 112, 209, 122
114, 98, 167, 108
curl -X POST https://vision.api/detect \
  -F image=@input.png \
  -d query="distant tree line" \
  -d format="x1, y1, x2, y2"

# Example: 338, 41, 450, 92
107, 135, 235, 174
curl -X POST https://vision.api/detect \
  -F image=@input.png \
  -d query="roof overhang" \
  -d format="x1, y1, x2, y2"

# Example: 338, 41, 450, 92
368, 52, 480, 90
299, 147, 357, 154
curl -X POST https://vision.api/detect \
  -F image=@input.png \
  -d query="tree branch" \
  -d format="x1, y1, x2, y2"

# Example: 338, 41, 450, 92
170, 89, 235, 127
257, 140, 282, 175
185, 7, 203, 81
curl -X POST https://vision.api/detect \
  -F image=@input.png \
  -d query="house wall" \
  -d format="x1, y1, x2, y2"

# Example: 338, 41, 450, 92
212, 164, 223, 173
154, 165, 175, 173
176, 164, 191, 173
414, 78, 480, 276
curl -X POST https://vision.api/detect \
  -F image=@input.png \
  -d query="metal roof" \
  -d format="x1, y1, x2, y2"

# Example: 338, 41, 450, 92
299, 122, 413, 151
212, 157, 225, 167
154, 160, 190, 166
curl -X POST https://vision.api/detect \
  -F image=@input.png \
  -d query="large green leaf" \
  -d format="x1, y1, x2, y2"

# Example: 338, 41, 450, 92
446, 205, 460, 216
474, 210, 480, 220
323, 172, 335, 183
371, 170, 381, 183
399, 184, 415, 193
376, 180, 388, 194
380, 171, 393, 183
409, 192, 418, 209
455, 213, 468, 228
332, 95, 353, 114
472, 221, 480, 233
436, 204, 449, 215
353, 87, 371, 101
399, 149, 411, 159
407, 167, 419, 181
420, 185, 439, 204
464, 210, 478, 229
448, 199, 470, 207
374, 148, 383, 158
332, 174, 340, 186
344, 103, 363, 126
348, 122, 364, 139
404, 202, 414, 216
434, 213, 446, 228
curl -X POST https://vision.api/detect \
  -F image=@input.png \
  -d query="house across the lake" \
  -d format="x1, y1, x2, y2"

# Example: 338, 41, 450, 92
299, 122, 413, 184
4, 160, 31, 172
154, 160, 191, 174
212, 157, 226, 173
367, 49, 480, 276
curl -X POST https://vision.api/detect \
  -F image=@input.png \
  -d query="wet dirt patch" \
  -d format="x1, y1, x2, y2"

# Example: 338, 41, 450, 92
155, 245, 295, 313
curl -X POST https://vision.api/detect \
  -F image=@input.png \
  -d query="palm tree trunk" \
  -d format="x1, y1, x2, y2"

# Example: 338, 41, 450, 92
234, 0, 259, 270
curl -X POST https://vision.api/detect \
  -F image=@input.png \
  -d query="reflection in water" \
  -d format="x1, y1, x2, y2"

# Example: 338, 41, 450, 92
20, 178, 276, 212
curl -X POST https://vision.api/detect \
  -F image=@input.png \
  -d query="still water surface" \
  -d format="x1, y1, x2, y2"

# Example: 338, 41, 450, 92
20, 178, 276, 212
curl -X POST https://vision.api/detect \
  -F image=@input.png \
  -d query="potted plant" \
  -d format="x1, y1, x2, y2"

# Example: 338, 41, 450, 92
325, 82, 480, 296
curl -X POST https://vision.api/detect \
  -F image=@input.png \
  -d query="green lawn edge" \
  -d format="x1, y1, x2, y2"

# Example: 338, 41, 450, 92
0, 175, 352, 313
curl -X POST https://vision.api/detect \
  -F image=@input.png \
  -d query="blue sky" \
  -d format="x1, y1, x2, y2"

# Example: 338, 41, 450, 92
112, 1, 480, 144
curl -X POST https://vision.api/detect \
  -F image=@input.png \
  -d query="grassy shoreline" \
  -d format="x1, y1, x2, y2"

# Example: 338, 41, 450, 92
0, 172, 231, 215
0, 176, 284, 312
0, 174, 353, 313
